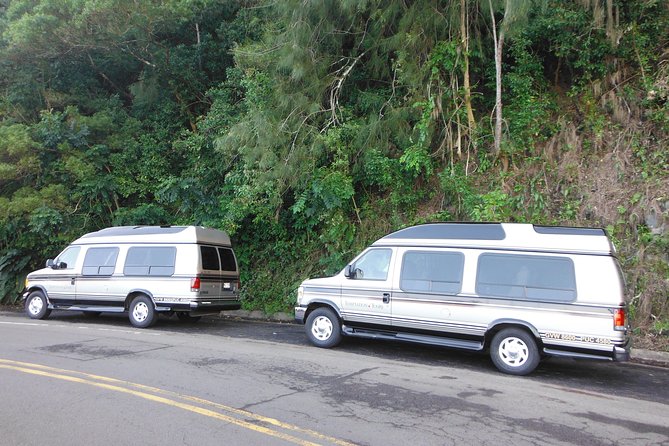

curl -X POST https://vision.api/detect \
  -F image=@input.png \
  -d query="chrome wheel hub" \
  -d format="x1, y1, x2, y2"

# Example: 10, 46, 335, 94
311, 316, 333, 341
28, 296, 43, 315
132, 302, 149, 322
498, 337, 529, 367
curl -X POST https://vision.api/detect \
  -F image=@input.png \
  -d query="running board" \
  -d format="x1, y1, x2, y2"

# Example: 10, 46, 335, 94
342, 325, 483, 351
49, 305, 125, 313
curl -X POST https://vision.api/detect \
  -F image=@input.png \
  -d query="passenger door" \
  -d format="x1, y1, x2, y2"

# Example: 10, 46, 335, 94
76, 247, 120, 305
340, 248, 394, 327
391, 249, 467, 335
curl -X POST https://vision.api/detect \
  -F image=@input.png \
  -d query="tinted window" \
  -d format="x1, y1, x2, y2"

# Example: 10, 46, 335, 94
400, 251, 464, 294
476, 253, 576, 302
218, 248, 237, 272
82, 247, 119, 276
124, 247, 176, 276
56, 246, 80, 270
352, 249, 392, 281
200, 246, 220, 270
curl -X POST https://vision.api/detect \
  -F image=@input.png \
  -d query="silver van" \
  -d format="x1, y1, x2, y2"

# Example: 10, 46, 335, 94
23, 225, 241, 328
295, 223, 630, 375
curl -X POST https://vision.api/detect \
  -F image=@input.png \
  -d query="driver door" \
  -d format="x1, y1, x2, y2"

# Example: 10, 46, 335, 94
340, 248, 394, 328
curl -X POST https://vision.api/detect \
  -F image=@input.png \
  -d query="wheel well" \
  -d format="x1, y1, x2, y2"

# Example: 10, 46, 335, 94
304, 302, 340, 322
124, 292, 153, 310
485, 323, 543, 351
25, 286, 49, 301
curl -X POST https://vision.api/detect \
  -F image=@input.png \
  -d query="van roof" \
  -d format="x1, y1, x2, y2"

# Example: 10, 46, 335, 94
73, 226, 232, 246
372, 223, 614, 255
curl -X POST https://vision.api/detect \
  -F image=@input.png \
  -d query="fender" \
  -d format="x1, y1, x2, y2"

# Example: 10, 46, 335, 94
304, 299, 343, 319
487, 318, 541, 339
125, 289, 156, 309
23, 286, 50, 303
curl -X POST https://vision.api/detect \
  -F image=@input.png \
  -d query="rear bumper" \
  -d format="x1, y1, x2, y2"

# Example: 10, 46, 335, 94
156, 299, 241, 314
613, 345, 630, 362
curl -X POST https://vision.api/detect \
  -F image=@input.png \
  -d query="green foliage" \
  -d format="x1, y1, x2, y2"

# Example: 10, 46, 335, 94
0, 0, 667, 337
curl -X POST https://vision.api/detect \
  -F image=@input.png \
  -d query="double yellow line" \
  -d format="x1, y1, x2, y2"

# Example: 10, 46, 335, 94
0, 359, 355, 446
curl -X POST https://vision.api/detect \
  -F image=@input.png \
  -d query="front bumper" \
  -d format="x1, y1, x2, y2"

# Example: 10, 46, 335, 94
294, 306, 307, 324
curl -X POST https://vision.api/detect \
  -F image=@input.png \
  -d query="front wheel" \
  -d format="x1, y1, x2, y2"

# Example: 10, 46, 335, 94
25, 291, 51, 320
128, 295, 156, 328
305, 307, 342, 348
490, 328, 540, 376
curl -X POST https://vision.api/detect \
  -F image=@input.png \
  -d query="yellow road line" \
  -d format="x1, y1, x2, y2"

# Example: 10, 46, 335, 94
0, 359, 356, 446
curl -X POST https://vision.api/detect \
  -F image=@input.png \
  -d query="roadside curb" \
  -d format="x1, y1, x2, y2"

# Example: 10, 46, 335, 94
219, 309, 294, 323
631, 348, 669, 368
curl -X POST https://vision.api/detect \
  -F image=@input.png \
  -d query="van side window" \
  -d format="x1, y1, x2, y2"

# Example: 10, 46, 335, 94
200, 246, 220, 270
124, 247, 176, 276
218, 248, 237, 272
352, 249, 392, 280
476, 253, 576, 302
400, 251, 464, 294
55, 246, 81, 270
82, 247, 119, 276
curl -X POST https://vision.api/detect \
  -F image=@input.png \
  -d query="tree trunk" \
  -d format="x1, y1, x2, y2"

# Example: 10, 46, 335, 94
461, 0, 476, 134
489, 0, 504, 156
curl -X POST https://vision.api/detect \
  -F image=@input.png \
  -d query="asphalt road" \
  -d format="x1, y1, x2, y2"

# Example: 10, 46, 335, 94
1, 310, 668, 446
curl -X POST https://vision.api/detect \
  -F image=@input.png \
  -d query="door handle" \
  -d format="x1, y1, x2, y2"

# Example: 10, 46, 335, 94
382, 293, 390, 304
71, 278, 76, 285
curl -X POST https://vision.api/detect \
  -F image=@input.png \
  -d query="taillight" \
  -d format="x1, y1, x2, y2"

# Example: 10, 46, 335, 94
613, 308, 626, 331
190, 277, 201, 292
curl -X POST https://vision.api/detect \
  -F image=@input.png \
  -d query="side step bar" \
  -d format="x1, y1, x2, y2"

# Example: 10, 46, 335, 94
50, 305, 125, 313
342, 325, 483, 351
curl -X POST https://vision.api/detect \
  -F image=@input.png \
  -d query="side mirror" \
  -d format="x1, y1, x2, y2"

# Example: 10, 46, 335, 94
46, 259, 55, 269
344, 265, 354, 279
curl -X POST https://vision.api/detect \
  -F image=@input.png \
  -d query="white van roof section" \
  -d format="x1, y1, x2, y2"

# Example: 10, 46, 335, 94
73, 226, 232, 246
372, 223, 615, 255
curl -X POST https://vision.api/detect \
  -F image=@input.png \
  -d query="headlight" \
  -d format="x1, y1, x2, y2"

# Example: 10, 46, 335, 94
297, 286, 304, 304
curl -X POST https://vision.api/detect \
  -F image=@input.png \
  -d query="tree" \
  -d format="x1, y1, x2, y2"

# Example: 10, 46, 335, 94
486, 0, 535, 156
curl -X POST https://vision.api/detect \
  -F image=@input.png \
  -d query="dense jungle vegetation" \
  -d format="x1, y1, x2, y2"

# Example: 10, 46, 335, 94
0, 1, 667, 346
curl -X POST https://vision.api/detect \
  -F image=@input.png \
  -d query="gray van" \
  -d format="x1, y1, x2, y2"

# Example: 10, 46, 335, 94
295, 223, 630, 375
23, 226, 241, 328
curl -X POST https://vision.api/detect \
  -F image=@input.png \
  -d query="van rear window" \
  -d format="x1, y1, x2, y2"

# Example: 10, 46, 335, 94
476, 253, 576, 302
200, 246, 220, 270
124, 247, 176, 276
218, 248, 237, 272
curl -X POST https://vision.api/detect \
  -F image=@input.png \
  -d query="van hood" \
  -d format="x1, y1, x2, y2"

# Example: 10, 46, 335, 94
300, 274, 342, 288
27, 267, 52, 278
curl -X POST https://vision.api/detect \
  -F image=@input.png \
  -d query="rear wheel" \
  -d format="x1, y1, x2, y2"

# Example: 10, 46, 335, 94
128, 295, 156, 328
176, 312, 202, 323
25, 291, 51, 320
490, 328, 540, 375
305, 307, 342, 348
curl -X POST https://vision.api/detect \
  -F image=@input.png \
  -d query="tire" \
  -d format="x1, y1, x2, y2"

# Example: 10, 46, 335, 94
490, 328, 540, 376
305, 307, 342, 348
25, 291, 51, 320
176, 312, 202, 323
128, 295, 157, 328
